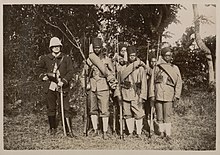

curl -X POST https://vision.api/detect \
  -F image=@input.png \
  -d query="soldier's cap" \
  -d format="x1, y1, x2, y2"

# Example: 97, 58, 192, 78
127, 46, 137, 55
119, 43, 127, 51
92, 37, 103, 47
161, 47, 172, 57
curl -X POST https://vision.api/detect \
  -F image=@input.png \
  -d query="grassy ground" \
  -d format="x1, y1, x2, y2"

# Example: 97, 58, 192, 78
3, 88, 216, 150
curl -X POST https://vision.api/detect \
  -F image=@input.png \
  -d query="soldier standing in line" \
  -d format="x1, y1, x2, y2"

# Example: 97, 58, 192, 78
37, 37, 76, 137
149, 47, 182, 141
83, 37, 116, 140
115, 46, 147, 139
144, 55, 157, 135
112, 43, 128, 64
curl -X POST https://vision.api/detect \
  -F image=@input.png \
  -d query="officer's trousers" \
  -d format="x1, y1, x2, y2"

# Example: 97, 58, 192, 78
45, 89, 70, 118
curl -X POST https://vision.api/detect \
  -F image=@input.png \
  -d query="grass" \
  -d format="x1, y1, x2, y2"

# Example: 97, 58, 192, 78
3, 87, 216, 150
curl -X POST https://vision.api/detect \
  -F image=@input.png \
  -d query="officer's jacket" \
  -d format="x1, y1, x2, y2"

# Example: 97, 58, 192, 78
115, 60, 147, 102
37, 52, 74, 93
85, 55, 114, 92
149, 59, 182, 101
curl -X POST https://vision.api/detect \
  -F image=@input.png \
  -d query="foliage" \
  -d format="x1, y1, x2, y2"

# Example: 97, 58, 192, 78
98, 4, 182, 50
172, 26, 216, 88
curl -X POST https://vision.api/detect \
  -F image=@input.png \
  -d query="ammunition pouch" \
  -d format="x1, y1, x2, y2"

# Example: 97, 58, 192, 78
121, 81, 131, 89
135, 82, 141, 89
155, 75, 163, 84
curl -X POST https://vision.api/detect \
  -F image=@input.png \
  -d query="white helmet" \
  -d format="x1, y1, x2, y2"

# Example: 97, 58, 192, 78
49, 37, 62, 48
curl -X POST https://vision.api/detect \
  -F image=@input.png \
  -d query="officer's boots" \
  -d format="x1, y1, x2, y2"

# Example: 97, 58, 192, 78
65, 117, 77, 138
48, 116, 57, 136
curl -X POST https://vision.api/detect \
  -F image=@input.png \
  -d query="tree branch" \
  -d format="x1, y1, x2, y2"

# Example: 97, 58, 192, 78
44, 19, 79, 50
63, 23, 86, 60
44, 19, 86, 61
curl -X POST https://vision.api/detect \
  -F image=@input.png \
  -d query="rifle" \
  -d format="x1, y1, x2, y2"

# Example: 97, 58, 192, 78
117, 71, 124, 140
112, 97, 116, 134
83, 36, 91, 136
146, 40, 150, 67
83, 68, 89, 136
115, 33, 124, 140
149, 35, 160, 138
149, 106, 154, 138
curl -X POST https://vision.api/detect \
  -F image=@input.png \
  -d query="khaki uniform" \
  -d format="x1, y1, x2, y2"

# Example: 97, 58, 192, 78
149, 60, 182, 102
84, 55, 114, 117
115, 60, 147, 119
149, 58, 182, 137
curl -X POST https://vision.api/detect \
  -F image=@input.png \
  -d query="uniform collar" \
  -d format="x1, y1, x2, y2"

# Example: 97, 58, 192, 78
48, 52, 63, 59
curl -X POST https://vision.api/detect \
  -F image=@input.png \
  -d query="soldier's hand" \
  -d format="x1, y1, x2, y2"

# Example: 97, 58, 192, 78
58, 81, 64, 87
173, 97, 179, 109
42, 75, 49, 81
173, 97, 179, 105
117, 95, 122, 101
82, 88, 87, 96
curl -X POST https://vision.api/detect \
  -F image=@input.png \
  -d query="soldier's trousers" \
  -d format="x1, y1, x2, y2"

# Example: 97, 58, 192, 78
90, 90, 110, 117
123, 100, 145, 119
45, 90, 70, 118
155, 101, 172, 123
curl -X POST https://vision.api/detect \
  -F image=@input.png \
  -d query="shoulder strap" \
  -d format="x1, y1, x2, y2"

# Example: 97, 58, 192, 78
157, 64, 178, 84
55, 56, 65, 72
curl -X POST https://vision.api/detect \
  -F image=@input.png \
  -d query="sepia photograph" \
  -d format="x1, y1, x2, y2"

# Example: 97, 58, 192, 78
1, 0, 218, 153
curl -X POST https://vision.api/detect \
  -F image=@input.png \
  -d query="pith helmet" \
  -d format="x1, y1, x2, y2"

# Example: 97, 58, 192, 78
49, 37, 62, 48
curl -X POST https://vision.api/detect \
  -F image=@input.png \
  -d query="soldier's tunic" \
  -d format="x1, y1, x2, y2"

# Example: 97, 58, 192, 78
37, 52, 74, 117
149, 58, 182, 123
119, 61, 147, 119
86, 55, 114, 117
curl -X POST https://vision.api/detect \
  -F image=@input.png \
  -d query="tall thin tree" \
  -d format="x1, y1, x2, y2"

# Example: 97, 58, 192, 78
192, 4, 215, 85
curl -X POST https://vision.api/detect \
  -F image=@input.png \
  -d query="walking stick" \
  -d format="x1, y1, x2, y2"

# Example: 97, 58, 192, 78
58, 78, 67, 136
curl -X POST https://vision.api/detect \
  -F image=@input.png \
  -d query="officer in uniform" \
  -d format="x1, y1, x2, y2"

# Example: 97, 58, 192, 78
149, 47, 182, 141
37, 37, 75, 137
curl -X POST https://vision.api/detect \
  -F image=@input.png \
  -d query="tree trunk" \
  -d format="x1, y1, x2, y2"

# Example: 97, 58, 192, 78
192, 4, 215, 84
